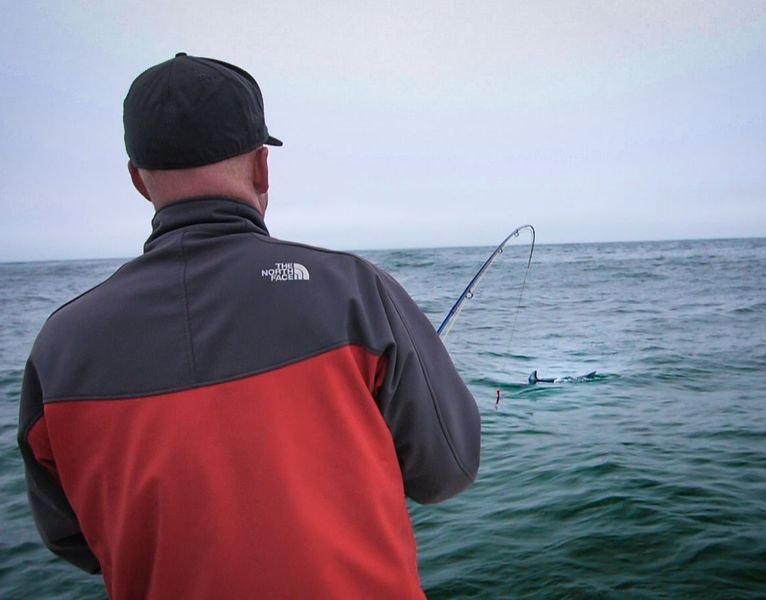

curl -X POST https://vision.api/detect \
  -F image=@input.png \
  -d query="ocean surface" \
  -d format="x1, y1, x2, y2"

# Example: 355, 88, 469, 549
1, 238, 765, 599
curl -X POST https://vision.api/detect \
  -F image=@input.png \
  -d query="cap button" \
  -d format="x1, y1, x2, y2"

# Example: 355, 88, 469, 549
175, 52, 187, 57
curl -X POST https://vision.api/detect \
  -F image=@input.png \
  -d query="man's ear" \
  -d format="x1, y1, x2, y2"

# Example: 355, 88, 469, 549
252, 146, 269, 195
128, 161, 152, 202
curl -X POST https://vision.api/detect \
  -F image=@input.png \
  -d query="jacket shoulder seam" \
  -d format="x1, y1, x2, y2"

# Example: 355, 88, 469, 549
179, 231, 198, 383
44, 261, 130, 322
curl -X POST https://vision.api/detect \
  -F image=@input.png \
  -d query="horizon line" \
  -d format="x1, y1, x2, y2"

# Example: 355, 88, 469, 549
1, 234, 763, 266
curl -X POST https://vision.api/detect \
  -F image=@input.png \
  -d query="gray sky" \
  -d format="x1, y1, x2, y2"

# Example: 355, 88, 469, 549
1, 0, 764, 261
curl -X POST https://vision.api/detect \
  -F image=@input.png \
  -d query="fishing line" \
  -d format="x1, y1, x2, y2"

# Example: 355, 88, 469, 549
437, 225, 536, 341
505, 228, 535, 352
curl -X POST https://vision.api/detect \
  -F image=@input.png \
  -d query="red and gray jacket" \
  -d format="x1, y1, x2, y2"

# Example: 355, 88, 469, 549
18, 197, 481, 599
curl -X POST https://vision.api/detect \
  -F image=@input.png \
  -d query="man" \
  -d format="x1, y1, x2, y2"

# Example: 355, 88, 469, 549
18, 53, 480, 599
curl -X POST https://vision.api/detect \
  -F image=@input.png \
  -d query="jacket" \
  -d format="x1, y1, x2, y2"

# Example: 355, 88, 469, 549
18, 197, 481, 599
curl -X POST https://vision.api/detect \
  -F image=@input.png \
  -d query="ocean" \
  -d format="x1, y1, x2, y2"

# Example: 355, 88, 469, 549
1, 238, 765, 599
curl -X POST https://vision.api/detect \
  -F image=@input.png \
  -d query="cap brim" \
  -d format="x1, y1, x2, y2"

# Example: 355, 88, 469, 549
265, 135, 283, 147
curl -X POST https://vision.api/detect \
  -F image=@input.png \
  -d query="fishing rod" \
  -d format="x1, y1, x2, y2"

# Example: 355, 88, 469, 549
437, 225, 535, 340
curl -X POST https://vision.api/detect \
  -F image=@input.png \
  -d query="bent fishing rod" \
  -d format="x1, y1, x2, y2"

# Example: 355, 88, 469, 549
437, 225, 535, 340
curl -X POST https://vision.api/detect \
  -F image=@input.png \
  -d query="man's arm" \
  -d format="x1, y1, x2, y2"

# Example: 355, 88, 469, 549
374, 271, 481, 504
18, 358, 101, 573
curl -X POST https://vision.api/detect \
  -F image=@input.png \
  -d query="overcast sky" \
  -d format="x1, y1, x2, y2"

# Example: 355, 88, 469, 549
1, 1, 764, 261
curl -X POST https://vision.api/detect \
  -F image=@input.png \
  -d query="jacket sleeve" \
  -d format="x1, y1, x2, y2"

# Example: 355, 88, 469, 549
17, 358, 101, 574
374, 270, 481, 504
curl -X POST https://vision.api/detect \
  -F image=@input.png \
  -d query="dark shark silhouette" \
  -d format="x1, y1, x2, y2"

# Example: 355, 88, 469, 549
528, 370, 598, 384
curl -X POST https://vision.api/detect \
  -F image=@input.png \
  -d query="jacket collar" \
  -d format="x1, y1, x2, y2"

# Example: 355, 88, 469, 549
144, 197, 269, 252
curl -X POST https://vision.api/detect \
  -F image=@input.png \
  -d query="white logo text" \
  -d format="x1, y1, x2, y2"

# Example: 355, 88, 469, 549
261, 262, 311, 282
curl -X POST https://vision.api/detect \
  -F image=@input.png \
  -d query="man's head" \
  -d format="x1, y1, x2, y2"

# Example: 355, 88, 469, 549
123, 53, 281, 214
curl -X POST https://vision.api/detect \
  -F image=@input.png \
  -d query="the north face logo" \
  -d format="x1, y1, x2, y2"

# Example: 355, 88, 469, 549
261, 262, 310, 281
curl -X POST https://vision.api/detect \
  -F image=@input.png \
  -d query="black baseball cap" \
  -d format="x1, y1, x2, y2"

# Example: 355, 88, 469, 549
124, 52, 282, 170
